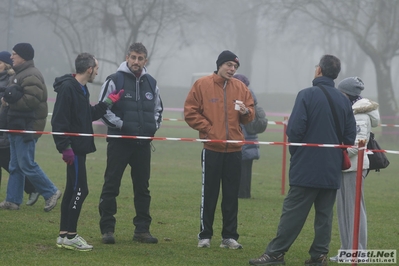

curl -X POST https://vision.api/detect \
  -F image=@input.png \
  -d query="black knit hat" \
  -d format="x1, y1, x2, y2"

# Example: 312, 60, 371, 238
216, 50, 240, 69
13, 43, 34, 61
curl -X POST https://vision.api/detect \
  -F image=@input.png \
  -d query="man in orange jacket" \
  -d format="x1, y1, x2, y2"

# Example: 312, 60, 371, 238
184, 50, 254, 249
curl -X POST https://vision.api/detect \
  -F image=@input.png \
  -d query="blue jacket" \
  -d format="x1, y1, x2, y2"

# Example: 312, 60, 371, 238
287, 76, 356, 189
241, 125, 260, 160
241, 90, 260, 160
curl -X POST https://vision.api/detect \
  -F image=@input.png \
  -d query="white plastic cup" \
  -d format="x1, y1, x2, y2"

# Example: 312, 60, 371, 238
235, 100, 243, 110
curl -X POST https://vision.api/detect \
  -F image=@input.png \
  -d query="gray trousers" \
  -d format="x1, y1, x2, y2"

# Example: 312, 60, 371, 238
336, 170, 367, 250
265, 186, 336, 258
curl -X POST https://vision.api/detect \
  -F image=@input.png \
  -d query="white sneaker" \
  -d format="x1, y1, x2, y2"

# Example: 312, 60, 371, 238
63, 235, 93, 251
0, 200, 19, 210
220, 238, 243, 249
26, 192, 40, 206
330, 255, 338, 262
56, 236, 64, 248
198, 238, 211, 248
44, 190, 62, 212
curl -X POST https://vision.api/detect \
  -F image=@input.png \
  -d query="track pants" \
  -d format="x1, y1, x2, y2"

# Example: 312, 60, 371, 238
198, 148, 241, 240
60, 155, 88, 233
336, 170, 367, 250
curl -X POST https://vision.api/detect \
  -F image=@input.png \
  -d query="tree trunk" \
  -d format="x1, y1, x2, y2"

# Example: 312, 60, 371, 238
373, 58, 399, 141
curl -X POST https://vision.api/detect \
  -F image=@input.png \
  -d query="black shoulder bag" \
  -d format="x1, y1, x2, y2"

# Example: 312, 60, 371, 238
367, 132, 389, 172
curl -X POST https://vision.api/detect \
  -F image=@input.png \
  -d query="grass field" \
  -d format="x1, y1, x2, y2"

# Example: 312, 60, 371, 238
0, 111, 398, 266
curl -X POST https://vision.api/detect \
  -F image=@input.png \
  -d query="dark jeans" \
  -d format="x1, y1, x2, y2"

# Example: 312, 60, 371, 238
265, 186, 337, 258
99, 139, 152, 234
0, 147, 36, 194
198, 149, 241, 240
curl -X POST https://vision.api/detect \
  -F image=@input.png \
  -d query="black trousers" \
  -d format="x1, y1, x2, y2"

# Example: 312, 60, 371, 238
99, 139, 152, 234
0, 147, 35, 194
60, 155, 88, 233
238, 159, 253, 198
198, 149, 241, 240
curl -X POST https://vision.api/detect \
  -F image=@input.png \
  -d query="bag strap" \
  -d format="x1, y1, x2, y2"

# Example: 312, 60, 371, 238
317, 85, 343, 144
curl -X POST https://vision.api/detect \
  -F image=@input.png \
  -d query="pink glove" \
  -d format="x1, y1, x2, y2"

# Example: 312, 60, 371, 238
104, 89, 124, 105
62, 148, 75, 165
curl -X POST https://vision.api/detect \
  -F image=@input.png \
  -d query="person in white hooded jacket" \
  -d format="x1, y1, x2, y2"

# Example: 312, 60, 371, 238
330, 77, 380, 262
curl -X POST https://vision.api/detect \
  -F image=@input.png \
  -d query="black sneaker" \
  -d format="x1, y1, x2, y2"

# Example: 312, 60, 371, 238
133, 232, 158, 244
305, 254, 328, 266
249, 253, 285, 265
102, 232, 115, 244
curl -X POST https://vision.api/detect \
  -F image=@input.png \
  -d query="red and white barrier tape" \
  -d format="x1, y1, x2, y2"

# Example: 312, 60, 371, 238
1, 129, 398, 154
46, 113, 399, 128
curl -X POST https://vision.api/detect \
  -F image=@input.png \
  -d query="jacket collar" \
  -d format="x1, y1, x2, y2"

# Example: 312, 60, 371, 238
312, 76, 335, 88
212, 72, 228, 87
13, 60, 34, 74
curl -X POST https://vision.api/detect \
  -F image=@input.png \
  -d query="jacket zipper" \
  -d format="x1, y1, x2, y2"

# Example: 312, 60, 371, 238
223, 80, 228, 152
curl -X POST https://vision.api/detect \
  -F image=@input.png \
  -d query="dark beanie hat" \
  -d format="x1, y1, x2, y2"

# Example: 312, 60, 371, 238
13, 43, 34, 61
216, 50, 240, 69
338, 77, 364, 96
233, 74, 250, 86
0, 51, 12, 66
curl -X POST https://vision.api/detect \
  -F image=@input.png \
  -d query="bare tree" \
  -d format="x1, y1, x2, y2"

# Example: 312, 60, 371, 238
13, 0, 195, 79
194, 0, 265, 80
277, 0, 399, 139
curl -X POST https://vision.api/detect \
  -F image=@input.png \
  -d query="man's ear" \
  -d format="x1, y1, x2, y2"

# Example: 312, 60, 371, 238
316, 66, 322, 76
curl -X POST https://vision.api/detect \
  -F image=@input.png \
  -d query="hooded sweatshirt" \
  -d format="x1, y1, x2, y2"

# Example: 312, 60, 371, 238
51, 74, 108, 155
98, 62, 163, 137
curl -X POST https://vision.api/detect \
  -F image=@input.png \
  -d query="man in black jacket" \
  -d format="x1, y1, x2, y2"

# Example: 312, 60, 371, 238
98, 43, 163, 245
52, 53, 123, 251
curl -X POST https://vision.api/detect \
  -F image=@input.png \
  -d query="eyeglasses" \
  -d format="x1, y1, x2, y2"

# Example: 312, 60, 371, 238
315, 64, 319, 68
225, 62, 239, 70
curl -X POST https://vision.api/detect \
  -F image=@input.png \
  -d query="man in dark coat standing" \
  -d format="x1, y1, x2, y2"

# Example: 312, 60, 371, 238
249, 55, 356, 266
0, 43, 61, 212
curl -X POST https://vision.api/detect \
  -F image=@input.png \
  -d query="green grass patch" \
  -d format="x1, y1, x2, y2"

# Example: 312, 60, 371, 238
0, 121, 398, 265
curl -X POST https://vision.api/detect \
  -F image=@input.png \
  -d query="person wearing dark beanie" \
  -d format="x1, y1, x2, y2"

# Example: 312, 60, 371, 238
0, 51, 13, 66
216, 50, 240, 70
184, 50, 254, 249
233, 74, 261, 199
0, 42, 62, 212
13, 43, 35, 61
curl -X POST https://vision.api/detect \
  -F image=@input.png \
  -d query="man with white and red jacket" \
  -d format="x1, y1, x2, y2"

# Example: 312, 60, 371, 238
184, 50, 254, 249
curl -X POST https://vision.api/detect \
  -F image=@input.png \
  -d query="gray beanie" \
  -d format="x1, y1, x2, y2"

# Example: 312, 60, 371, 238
338, 77, 364, 96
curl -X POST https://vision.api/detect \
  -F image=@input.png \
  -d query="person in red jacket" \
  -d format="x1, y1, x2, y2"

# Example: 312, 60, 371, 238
184, 50, 254, 249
